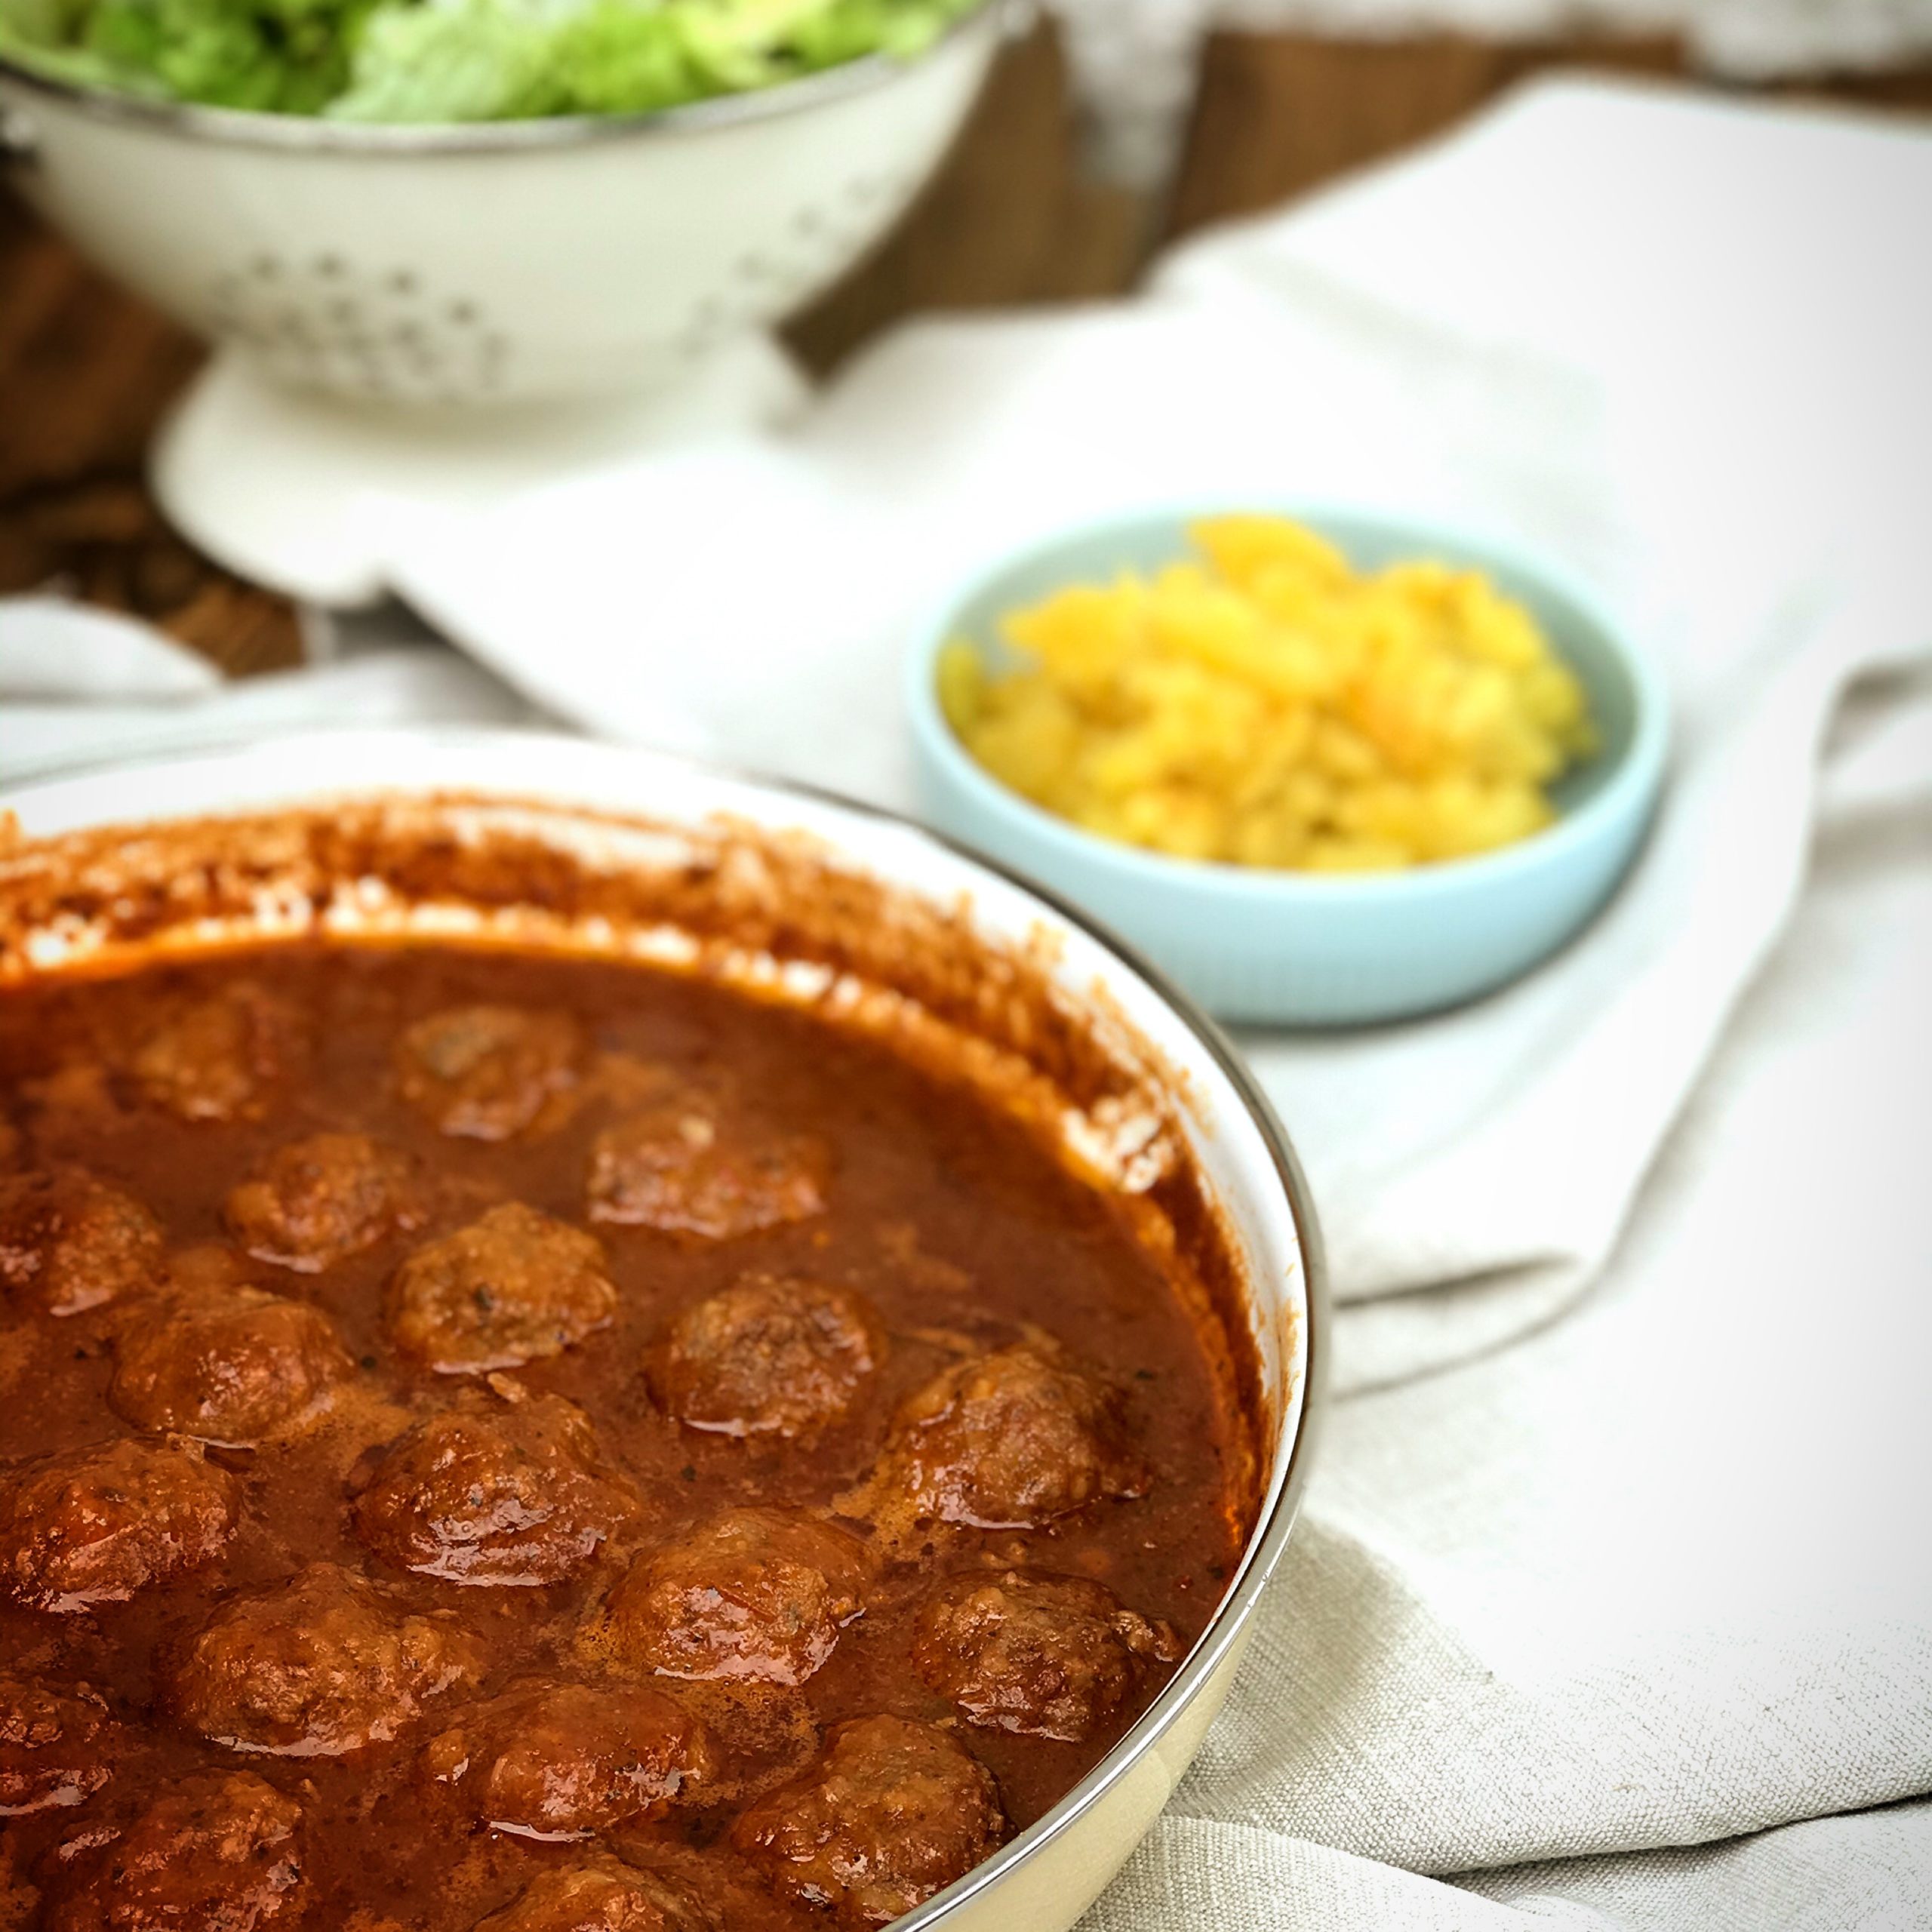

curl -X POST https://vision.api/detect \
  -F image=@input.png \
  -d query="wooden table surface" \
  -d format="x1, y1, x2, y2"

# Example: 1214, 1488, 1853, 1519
4, 24, 1928, 680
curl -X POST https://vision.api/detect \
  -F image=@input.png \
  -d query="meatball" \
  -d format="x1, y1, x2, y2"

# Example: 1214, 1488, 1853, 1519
854, 1341, 1151, 1534
601, 1508, 869, 1687
587, 1103, 827, 1240
395, 1005, 584, 1140
647, 1275, 884, 1438
0, 1167, 164, 1318
0, 1438, 239, 1614
131, 985, 290, 1123
473, 1859, 718, 1932
388, 1204, 617, 1375
43, 1770, 305, 1932
169, 1562, 487, 1757
423, 1679, 714, 1838
912, 1571, 1183, 1742
224, 1132, 423, 1273
109, 1279, 352, 1446
353, 1392, 639, 1586
731, 1715, 1006, 1928
0, 1677, 115, 1816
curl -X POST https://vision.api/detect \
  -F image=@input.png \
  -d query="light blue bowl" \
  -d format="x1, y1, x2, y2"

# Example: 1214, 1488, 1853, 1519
906, 505, 1669, 1026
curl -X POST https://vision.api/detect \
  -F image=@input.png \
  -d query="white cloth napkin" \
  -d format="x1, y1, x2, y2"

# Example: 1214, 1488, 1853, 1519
364, 77, 1932, 1395
0, 600, 543, 783
4, 75, 1928, 1930
1093, 662, 1932, 1929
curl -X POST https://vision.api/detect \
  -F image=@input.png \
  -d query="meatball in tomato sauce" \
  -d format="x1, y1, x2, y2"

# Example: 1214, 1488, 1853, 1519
225, 1131, 423, 1273
42, 1770, 306, 1932
168, 1562, 486, 1757
1, 1438, 238, 1614
387, 1203, 617, 1375
0, 1677, 116, 1817
472, 1859, 719, 1932
732, 1715, 1007, 1929
912, 1569, 1182, 1742
395, 1004, 584, 1141
423, 1679, 715, 1838
598, 1508, 869, 1688
587, 1101, 827, 1241
0, 1167, 163, 1318
131, 983, 294, 1123
647, 1275, 884, 1439
109, 1278, 352, 1445
353, 1392, 640, 1587
853, 1340, 1150, 1535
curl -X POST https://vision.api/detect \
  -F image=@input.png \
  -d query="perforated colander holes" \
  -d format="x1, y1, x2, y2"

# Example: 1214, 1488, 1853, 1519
205, 254, 507, 403
668, 171, 921, 361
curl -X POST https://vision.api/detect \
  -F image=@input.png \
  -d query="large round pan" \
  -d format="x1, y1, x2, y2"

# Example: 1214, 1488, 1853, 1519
0, 728, 1325, 1931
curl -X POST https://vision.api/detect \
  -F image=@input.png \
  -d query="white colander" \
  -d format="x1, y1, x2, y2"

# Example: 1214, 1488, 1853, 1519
0, 3, 1006, 405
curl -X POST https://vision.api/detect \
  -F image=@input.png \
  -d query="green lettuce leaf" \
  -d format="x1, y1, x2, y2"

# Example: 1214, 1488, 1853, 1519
0, 0, 979, 122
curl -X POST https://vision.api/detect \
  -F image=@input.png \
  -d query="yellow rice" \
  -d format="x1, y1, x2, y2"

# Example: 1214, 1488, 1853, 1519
938, 515, 1598, 872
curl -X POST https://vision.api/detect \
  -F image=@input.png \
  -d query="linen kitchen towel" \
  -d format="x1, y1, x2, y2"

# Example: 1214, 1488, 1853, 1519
370, 76, 1932, 1389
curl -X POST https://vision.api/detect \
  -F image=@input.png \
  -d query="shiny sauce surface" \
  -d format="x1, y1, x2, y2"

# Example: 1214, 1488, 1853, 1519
0, 944, 1249, 1931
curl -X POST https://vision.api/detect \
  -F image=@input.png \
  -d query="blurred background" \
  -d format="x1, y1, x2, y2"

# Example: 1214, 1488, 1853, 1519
5, 0, 1931, 684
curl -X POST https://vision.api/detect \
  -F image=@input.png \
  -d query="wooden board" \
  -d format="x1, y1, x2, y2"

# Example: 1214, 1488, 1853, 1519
1164, 30, 1932, 238
1164, 30, 1686, 236
0, 187, 306, 673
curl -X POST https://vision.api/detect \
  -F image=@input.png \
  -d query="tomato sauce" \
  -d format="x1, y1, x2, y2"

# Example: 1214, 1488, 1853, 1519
0, 943, 1251, 1930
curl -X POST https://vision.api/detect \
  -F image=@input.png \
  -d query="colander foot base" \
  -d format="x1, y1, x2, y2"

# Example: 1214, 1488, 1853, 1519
149, 336, 807, 609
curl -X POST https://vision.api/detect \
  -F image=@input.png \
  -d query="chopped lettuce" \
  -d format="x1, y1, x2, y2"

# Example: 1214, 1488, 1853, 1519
0, 0, 977, 121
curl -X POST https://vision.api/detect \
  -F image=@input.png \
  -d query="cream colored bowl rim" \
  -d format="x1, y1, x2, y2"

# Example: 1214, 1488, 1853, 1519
0, 0, 1003, 154
1, 726, 1327, 1929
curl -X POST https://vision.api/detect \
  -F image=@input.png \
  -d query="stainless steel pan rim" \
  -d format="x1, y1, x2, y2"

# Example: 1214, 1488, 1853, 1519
0, 0, 1007, 155
0, 722, 1328, 1930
